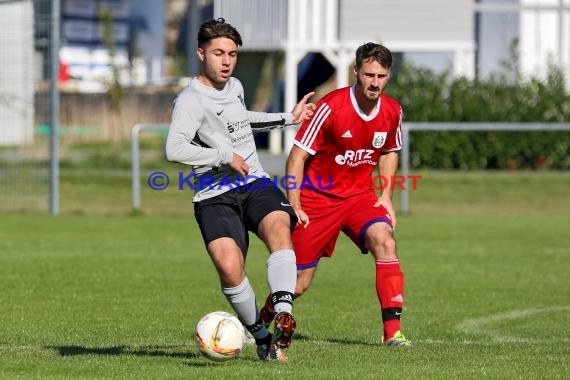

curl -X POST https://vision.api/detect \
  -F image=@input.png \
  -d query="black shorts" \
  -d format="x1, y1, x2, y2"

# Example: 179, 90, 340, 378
194, 179, 297, 254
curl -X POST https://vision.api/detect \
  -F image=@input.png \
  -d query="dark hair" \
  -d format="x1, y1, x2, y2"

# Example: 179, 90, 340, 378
197, 18, 242, 47
355, 42, 392, 69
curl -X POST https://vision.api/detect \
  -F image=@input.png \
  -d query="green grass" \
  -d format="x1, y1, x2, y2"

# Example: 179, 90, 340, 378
0, 170, 569, 379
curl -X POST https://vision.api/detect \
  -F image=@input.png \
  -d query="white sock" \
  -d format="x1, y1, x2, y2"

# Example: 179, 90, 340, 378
222, 277, 269, 339
267, 249, 296, 314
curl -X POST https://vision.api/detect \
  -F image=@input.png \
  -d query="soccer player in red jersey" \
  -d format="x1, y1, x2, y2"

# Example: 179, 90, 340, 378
261, 42, 412, 347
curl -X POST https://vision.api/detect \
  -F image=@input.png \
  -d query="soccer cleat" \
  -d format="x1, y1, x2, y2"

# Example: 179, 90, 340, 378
383, 330, 413, 348
260, 305, 275, 328
272, 312, 296, 349
257, 342, 287, 362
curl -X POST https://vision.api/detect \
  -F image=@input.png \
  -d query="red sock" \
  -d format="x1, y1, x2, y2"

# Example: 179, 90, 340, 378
263, 293, 274, 313
375, 259, 405, 341
259, 293, 275, 324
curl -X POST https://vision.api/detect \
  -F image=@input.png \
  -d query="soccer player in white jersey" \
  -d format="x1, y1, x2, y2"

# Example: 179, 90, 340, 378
165, 18, 315, 361
261, 43, 412, 348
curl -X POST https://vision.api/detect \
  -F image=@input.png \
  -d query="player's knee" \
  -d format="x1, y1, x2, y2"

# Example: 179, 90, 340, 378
382, 236, 397, 253
259, 213, 292, 244
274, 218, 292, 235
369, 234, 397, 259
214, 260, 245, 287
219, 271, 245, 288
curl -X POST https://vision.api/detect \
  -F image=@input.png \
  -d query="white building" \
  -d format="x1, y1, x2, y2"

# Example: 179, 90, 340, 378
0, 0, 34, 145
213, 0, 570, 152
1, 0, 568, 147
0, 0, 167, 146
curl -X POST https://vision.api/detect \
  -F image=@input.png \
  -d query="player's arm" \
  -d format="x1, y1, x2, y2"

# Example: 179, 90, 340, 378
248, 111, 291, 131
373, 104, 403, 227
286, 98, 330, 226
248, 92, 316, 131
375, 151, 399, 228
286, 145, 310, 227
165, 93, 233, 167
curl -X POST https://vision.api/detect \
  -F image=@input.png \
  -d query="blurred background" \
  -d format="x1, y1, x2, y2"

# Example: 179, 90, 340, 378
0, 0, 569, 214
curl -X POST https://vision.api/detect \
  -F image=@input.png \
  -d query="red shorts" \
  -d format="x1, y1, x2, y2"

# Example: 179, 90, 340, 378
293, 190, 393, 269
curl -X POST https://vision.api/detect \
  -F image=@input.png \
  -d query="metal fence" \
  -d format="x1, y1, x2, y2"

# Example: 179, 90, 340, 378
400, 122, 570, 214
132, 122, 570, 214
0, 0, 59, 213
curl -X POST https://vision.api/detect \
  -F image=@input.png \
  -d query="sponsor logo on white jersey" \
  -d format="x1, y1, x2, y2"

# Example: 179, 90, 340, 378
373, 132, 387, 148
342, 130, 353, 138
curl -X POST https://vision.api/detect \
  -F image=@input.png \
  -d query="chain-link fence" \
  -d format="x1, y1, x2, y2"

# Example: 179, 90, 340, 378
0, 0, 56, 213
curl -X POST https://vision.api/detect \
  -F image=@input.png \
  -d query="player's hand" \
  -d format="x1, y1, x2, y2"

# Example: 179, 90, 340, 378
293, 207, 309, 228
374, 196, 397, 230
291, 92, 316, 124
230, 153, 249, 177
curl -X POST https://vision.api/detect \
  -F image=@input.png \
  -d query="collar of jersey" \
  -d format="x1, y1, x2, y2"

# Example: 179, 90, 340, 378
192, 77, 233, 98
350, 85, 380, 121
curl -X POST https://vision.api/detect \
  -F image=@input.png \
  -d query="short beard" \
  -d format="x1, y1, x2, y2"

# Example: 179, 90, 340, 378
356, 78, 379, 101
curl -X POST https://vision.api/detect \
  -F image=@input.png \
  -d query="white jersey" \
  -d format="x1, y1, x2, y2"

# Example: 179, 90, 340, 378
165, 77, 294, 202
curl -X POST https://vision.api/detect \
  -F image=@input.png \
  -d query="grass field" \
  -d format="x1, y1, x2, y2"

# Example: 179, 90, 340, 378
1, 169, 569, 379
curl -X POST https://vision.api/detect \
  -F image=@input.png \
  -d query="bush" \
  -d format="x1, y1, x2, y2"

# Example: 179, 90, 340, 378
387, 58, 570, 170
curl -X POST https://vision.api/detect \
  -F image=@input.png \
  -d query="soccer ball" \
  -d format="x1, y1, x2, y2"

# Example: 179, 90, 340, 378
194, 311, 245, 362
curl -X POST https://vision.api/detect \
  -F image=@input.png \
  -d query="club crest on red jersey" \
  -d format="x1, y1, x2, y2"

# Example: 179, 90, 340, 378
372, 132, 387, 148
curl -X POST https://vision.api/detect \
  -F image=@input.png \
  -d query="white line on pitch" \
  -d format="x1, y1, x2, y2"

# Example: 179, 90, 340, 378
455, 306, 570, 343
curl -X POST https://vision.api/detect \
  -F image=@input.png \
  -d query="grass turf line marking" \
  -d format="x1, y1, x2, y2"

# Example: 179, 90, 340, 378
455, 306, 570, 343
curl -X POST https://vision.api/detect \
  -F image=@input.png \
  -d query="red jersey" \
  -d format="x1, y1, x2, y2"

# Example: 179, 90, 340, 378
294, 86, 402, 200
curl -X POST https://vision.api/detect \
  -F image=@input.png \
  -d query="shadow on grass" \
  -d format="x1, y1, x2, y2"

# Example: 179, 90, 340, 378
49, 344, 264, 366
48, 334, 377, 367
48, 344, 198, 360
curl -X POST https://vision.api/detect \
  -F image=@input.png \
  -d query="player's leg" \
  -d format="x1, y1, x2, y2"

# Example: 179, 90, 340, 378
242, 180, 297, 357
194, 197, 278, 359
364, 222, 411, 346
257, 210, 298, 350
295, 266, 319, 296
259, 265, 319, 326
207, 236, 284, 359
344, 192, 412, 347
257, 209, 297, 312
259, 193, 341, 327
206, 237, 258, 325
260, 293, 275, 326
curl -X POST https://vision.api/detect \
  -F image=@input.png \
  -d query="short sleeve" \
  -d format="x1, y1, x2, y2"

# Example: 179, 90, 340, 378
383, 106, 402, 152
293, 101, 332, 155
